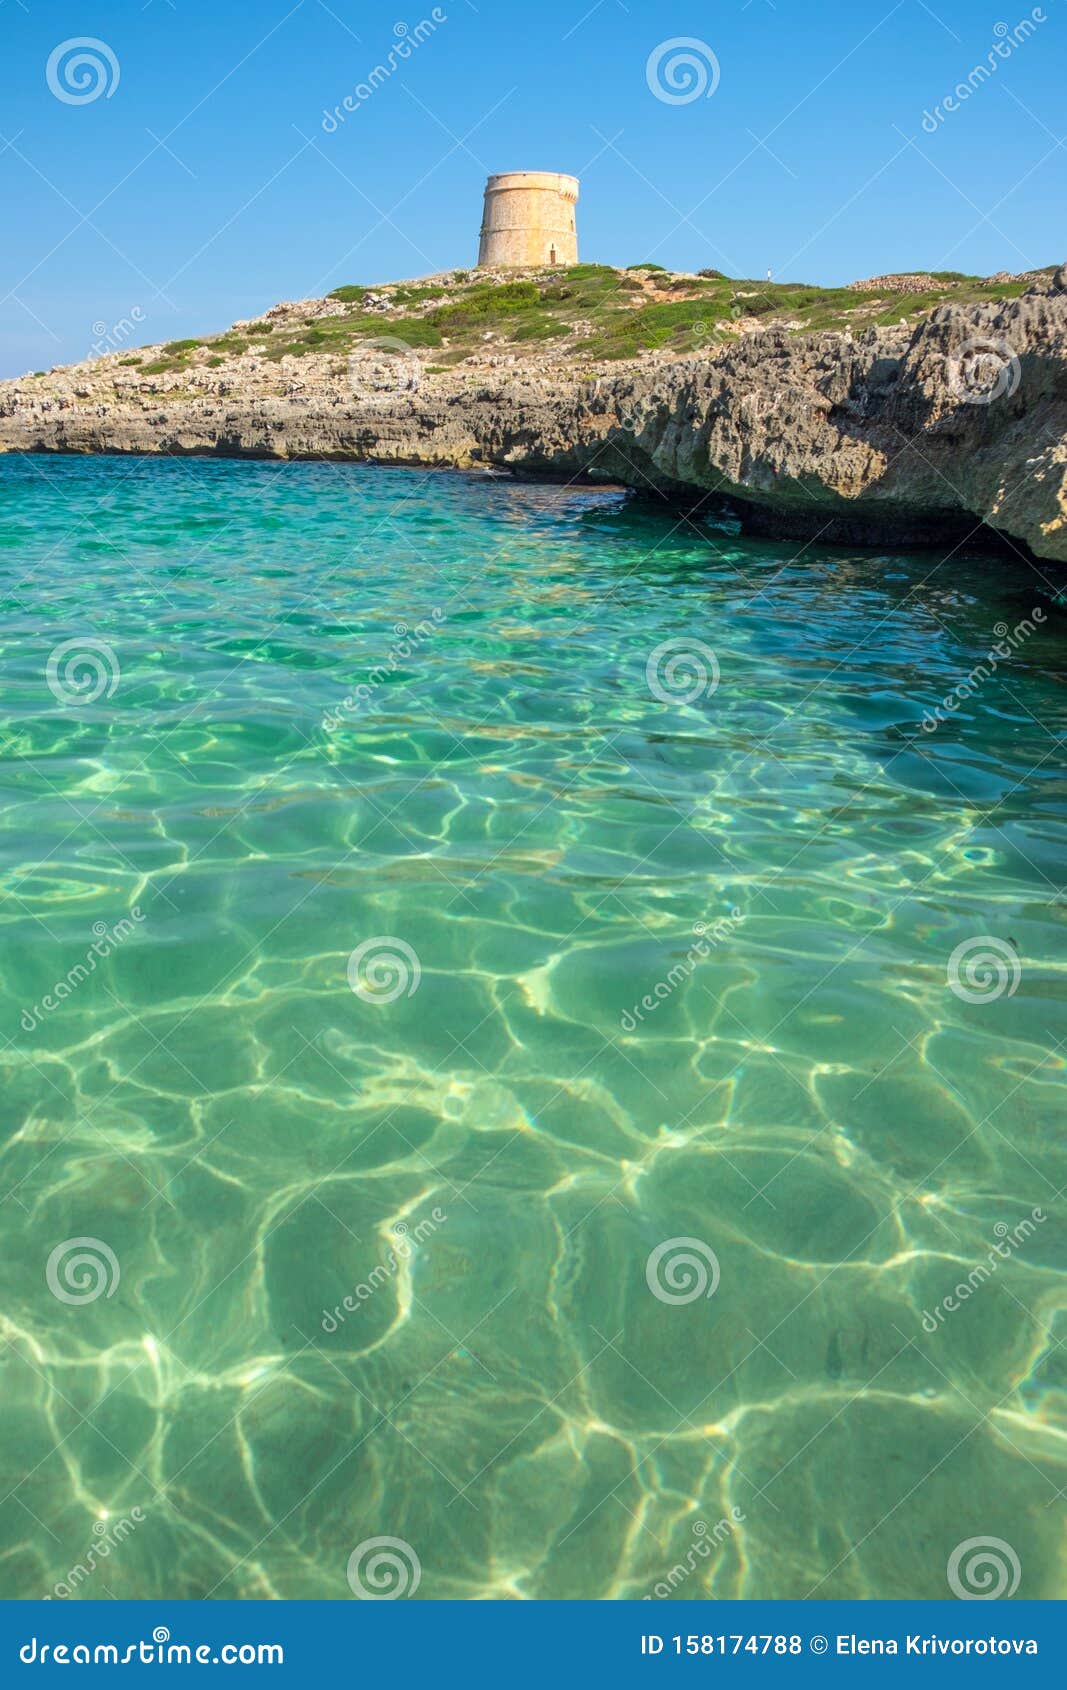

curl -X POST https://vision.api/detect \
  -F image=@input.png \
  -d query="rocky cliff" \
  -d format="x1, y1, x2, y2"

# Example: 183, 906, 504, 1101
2, 265, 1065, 562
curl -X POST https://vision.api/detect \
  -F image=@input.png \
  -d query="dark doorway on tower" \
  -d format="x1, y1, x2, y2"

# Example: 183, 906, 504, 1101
550, 245, 557, 264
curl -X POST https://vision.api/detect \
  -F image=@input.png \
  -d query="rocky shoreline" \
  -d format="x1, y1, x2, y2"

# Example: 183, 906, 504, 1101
2, 265, 1065, 563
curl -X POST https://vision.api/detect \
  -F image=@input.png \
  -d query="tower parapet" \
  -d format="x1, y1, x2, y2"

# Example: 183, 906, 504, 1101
478, 172, 579, 269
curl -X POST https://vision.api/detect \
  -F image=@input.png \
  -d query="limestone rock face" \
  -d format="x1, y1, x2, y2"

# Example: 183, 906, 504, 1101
2, 272, 1066, 563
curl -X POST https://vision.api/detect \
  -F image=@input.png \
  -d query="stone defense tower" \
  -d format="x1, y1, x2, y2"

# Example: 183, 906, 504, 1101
478, 172, 579, 269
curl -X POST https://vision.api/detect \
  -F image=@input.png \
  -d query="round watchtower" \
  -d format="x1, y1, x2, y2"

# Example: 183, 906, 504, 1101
478, 172, 579, 269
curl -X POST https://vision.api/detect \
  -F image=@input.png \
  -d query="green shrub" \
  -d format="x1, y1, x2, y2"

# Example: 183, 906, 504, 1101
390, 285, 446, 306
511, 318, 566, 342
428, 281, 540, 329
583, 298, 731, 359
141, 264, 1039, 376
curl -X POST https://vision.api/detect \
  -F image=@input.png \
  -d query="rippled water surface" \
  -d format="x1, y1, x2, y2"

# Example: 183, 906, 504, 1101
1, 454, 1065, 1600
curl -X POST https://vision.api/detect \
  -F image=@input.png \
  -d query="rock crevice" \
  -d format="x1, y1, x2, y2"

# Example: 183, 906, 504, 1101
2, 271, 1065, 561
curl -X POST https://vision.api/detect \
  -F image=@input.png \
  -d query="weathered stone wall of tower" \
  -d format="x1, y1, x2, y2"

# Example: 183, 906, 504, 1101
478, 172, 579, 268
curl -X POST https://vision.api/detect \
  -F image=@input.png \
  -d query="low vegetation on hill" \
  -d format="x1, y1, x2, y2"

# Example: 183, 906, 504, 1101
22, 263, 1052, 386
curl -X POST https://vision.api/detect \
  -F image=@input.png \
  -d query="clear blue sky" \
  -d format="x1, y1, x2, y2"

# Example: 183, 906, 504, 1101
0, 0, 1062, 375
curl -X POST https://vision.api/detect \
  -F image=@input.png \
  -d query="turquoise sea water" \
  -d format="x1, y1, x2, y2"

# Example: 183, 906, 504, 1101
0, 453, 1064, 1601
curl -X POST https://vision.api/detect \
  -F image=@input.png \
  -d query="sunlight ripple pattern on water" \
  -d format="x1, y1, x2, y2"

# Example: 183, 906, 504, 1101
0, 455, 1064, 1600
